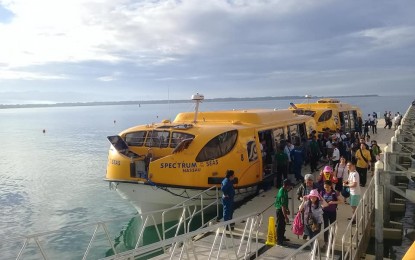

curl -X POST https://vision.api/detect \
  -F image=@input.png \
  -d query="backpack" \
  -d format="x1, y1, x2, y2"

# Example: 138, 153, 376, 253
292, 211, 304, 236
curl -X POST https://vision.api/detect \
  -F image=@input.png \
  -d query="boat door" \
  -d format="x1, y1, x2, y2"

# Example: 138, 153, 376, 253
351, 110, 359, 132
339, 112, 346, 132
258, 130, 273, 175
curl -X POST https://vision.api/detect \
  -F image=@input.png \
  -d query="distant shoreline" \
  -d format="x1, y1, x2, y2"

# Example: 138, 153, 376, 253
0, 94, 378, 109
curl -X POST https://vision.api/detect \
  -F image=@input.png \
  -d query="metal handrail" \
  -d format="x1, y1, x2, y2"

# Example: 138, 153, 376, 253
1, 186, 221, 260
341, 177, 375, 260
284, 221, 338, 260
100, 213, 263, 260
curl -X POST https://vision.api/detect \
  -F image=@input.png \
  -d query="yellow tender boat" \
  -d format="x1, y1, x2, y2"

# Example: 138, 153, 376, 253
289, 98, 363, 133
105, 95, 316, 213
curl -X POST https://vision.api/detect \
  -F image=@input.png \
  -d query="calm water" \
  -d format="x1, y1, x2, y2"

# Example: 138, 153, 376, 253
0, 95, 414, 258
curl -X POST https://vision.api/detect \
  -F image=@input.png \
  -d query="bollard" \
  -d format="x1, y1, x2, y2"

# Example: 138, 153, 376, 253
265, 216, 276, 246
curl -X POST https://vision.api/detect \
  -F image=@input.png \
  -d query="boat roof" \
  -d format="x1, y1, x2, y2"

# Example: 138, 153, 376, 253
173, 109, 306, 126
291, 99, 355, 110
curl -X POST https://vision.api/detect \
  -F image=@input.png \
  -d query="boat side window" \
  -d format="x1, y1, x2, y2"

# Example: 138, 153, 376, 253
170, 132, 195, 148
272, 127, 285, 148
145, 131, 170, 148
196, 130, 238, 162
318, 110, 333, 122
292, 109, 316, 117
125, 131, 147, 146
288, 125, 300, 145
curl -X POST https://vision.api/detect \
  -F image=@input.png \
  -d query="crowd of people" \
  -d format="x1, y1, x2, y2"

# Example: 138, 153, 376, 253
271, 112, 395, 247
223, 111, 397, 248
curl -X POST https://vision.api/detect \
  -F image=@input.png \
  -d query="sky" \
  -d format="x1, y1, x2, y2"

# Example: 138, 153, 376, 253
0, 0, 414, 104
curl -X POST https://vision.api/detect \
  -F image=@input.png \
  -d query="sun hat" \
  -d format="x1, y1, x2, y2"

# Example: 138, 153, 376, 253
323, 166, 333, 173
304, 174, 314, 181
304, 189, 320, 199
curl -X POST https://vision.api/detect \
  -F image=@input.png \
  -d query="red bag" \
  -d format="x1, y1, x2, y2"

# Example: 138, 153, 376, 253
292, 211, 304, 236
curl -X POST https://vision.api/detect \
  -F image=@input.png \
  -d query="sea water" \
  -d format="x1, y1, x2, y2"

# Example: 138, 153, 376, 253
0, 95, 413, 259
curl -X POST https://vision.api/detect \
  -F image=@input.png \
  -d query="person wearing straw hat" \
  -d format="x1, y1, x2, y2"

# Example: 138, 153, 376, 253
299, 189, 328, 239
296, 174, 318, 240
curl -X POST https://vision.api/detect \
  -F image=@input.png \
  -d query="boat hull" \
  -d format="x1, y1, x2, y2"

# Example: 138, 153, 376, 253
110, 181, 258, 222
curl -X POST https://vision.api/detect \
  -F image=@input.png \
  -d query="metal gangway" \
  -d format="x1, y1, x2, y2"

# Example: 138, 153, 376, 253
1, 186, 263, 260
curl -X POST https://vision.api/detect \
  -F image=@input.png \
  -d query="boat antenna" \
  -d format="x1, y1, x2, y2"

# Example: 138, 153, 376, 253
305, 94, 312, 109
191, 93, 204, 123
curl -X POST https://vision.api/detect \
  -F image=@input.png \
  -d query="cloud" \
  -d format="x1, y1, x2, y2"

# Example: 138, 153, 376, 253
0, 69, 66, 80
0, 0, 414, 103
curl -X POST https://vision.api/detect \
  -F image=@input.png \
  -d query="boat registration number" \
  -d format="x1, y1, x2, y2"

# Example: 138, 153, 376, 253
111, 160, 121, 165
206, 159, 218, 166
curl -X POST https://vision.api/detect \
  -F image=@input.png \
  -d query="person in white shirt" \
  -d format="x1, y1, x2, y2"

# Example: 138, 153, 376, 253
334, 156, 348, 192
343, 161, 361, 224
331, 143, 340, 168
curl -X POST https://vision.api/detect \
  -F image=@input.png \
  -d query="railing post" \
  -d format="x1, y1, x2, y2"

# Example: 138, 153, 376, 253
384, 151, 392, 224
374, 160, 384, 260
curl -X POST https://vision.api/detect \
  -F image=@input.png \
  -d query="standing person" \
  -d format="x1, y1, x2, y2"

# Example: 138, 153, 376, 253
291, 142, 305, 182
320, 180, 343, 249
325, 137, 334, 161
334, 156, 348, 192
296, 174, 318, 240
275, 179, 293, 246
299, 189, 327, 239
330, 143, 340, 168
383, 111, 389, 129
274, 146, 288, 188
318, 166, 338, 191
358, 117, 363, 135
355, 143, 371, 187
343, 133, 352, 162
387, 112, 393, 129
363, 120, 370, 138
309, 135, 320, 173
343, 161, 361, 223
221, 170, 235, 225
372, 116, 378, 134
370, 140, 382, 175
297, 174, 319, 201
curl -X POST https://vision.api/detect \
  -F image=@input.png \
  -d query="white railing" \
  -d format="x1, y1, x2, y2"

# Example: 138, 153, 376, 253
0, 186, 220, 260
284, 221, 338, 260
341, 174, 375, 260
100, 213, 263, 260
161, 186, 220, 243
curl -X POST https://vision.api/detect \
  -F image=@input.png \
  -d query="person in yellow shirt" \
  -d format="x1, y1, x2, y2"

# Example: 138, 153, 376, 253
354, 143, 371, 187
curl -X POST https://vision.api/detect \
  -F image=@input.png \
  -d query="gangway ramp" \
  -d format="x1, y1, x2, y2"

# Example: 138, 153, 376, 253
102, 214, 263, 260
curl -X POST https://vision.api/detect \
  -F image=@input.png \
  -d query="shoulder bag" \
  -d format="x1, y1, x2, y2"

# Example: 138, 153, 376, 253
359, 149, 371, 170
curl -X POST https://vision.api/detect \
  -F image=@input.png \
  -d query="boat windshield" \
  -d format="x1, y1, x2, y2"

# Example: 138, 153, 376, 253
292, 109, 316, 117
107, 135, 141, 158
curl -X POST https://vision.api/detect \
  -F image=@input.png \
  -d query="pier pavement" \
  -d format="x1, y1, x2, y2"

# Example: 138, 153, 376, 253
231, 119, 395, 259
